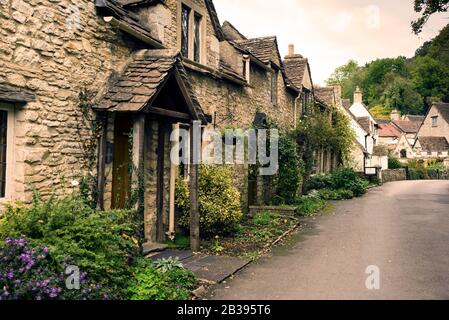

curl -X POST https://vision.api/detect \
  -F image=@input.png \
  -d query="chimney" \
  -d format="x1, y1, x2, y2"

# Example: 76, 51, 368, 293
390, 109, 400, 121
354, 86, 363, 104
288, 44, 295, 56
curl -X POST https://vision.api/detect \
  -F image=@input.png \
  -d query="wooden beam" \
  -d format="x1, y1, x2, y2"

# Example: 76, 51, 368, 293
149, 107, 191, 121
189, 124, 200, 252
132, 114, 145, 208
156, 122, 167, 243
96, 113, 108, 210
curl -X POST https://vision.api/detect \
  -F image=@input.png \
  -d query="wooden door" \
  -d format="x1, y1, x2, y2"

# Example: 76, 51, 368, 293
111, 114, 133, 209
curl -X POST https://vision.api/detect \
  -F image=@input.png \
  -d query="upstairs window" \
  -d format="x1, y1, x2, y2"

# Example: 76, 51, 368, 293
193, 13, 202, 63
271, 70, 278, 105
432, 116, 438, 127
180, 3, 203, 64
242, 55, 250, 82
181, 5, 190, 58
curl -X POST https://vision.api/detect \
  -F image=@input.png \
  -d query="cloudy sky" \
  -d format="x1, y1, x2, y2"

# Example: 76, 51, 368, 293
214, 0, 448, 85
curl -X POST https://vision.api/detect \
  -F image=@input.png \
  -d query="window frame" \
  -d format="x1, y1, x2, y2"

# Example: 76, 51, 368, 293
0, 102, 15, 202
432, 116, 438, 127
177, 0, 206, 65
270, 69, 278, 106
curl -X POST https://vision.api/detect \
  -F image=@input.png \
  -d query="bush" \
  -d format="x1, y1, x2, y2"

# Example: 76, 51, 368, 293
176, 165, 243, 237
127, 258, 196, 300
0, 194, 139, 298
276, 133, 302, 204
306, 174, 335, 191
0, 238, 109, 300
318, 188, 354, 200
294, 195, 327, 216
388, 157, 403, 169
331, 168, 369, 197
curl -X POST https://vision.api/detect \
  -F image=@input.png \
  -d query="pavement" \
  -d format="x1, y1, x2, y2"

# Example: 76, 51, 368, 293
207, 180, 449, 300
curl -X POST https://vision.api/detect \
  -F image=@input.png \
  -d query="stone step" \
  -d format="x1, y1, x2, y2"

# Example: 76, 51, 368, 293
142, 242, 168, 255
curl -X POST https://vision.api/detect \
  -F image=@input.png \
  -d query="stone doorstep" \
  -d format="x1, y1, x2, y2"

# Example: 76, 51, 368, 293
248, 205, 297, 217
142, 242, 169, 256
149, 250, 251, 284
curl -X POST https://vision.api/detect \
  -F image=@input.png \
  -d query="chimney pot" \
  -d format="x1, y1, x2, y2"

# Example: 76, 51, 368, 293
354, 86, 363, 104
288, 44, 294, 56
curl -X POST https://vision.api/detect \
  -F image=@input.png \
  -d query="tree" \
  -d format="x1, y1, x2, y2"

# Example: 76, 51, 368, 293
370, 105, 392, 120
381, 77, 424, 115
411, 56, 449, 107
326, 60, 360, 87
412, 0, 449, 34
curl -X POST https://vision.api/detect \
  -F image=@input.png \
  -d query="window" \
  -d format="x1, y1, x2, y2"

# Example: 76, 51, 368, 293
181, 5, 190, 58
193, 13, 202, 63
242, 56, 250, 82
432, 116, 438, 127
400, 149, 407, 159
0, 102, 14, 200
0, 110, 7, 197
271, 70, 278, 105
180, 3, 203, 63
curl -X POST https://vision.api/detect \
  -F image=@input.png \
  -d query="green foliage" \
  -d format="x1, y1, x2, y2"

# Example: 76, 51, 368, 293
176, 165, 243, 237
252, 211, 276, 226
318, 188, 354, 200
412, 1, 449, 34
275, 132, 302, 204
381, 77, 424, 115
327, 25, 449, 115
307, 174, 335, 191
370, 105, 392, 120
426, 159, 445, 170
294, 195, 327, 217
127, 258, 196, 300
388, 157, 403, 169
331, 168, 369, 197
0, 194, 139, 298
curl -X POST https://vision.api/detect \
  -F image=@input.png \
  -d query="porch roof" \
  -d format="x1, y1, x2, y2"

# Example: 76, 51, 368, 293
96, 49, 207, 123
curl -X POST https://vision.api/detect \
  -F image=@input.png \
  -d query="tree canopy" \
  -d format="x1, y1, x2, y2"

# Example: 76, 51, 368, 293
326, 24, 449, 117
412, 0, 449, 34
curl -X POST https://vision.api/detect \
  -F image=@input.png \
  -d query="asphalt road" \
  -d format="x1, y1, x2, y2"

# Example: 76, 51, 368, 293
208, 180, 449, 300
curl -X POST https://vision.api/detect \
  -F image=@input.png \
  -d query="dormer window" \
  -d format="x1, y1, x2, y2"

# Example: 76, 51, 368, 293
271, 70, 278, 105
432, 116, 438, 127
179, 2, 204, 64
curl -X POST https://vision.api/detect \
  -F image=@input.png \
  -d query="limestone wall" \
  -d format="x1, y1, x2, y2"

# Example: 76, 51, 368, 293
0, 0, 137, 203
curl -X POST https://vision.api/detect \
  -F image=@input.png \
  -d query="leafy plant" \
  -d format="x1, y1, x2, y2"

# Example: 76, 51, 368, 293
294, 196, 327, 217
318, 188, 354, 200
388, 157, 403, 169
127, 259, 196, 300
0, 194, 139, 298
176, 165, 243, 237
331, 168, 369, 197
0, 238, 109, 300
153, 258, 184, 273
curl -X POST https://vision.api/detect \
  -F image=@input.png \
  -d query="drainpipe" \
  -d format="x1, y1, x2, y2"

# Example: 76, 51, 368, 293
166, 123, 179, 241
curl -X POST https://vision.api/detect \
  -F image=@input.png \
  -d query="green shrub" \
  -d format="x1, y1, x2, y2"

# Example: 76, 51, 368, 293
318, 188, 354, 200
331, 168, 369, 197
294, 196, 327, 216
306, 174, 335, 191
176, 165, 243, 237
388, 157, 403, 169
0, 194, 139, 298
127, 258, 196, 300
276, 133, 302, 204
252, 211, 276, 226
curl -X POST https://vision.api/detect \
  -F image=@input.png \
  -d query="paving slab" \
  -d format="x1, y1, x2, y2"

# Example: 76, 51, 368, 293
148, 250, 251, 284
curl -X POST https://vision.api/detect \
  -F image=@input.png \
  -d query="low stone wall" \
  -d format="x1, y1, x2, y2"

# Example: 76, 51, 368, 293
248, 206, 296, 217
381, 169, 407, 183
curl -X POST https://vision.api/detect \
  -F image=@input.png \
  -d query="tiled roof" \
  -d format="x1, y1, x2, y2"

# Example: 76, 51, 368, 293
378, 122, 401, 138
393, 120, 422, 133
314, 87, 335, 107
205, 0, 225, 41
416, 136, 449, 152
404, 115, 425, 122
433, 102, 449, 123
342, 99, 351, 110
283, 55, 308, 89
222, 21, 247, 41
357, 117, 372, 134
236, 36, 277, 64
96, 49, 205, 121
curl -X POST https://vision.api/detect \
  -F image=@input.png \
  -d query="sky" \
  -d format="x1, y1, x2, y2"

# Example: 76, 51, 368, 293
213, 0, 448, 85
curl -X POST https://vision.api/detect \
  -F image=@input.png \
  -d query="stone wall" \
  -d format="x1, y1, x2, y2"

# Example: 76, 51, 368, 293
381, 169, 407, 183
0, 0, 135, 203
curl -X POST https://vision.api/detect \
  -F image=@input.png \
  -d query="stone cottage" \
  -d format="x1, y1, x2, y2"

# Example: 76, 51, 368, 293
0, 0, 325, 248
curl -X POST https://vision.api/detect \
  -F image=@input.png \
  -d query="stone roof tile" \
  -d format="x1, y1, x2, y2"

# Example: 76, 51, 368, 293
417, 136, 449, 152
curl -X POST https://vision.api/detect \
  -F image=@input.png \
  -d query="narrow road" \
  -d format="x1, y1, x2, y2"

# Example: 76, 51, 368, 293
208, 180, 449, 300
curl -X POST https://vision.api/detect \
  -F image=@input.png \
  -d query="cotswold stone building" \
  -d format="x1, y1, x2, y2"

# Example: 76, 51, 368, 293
0, 0, 322, 246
